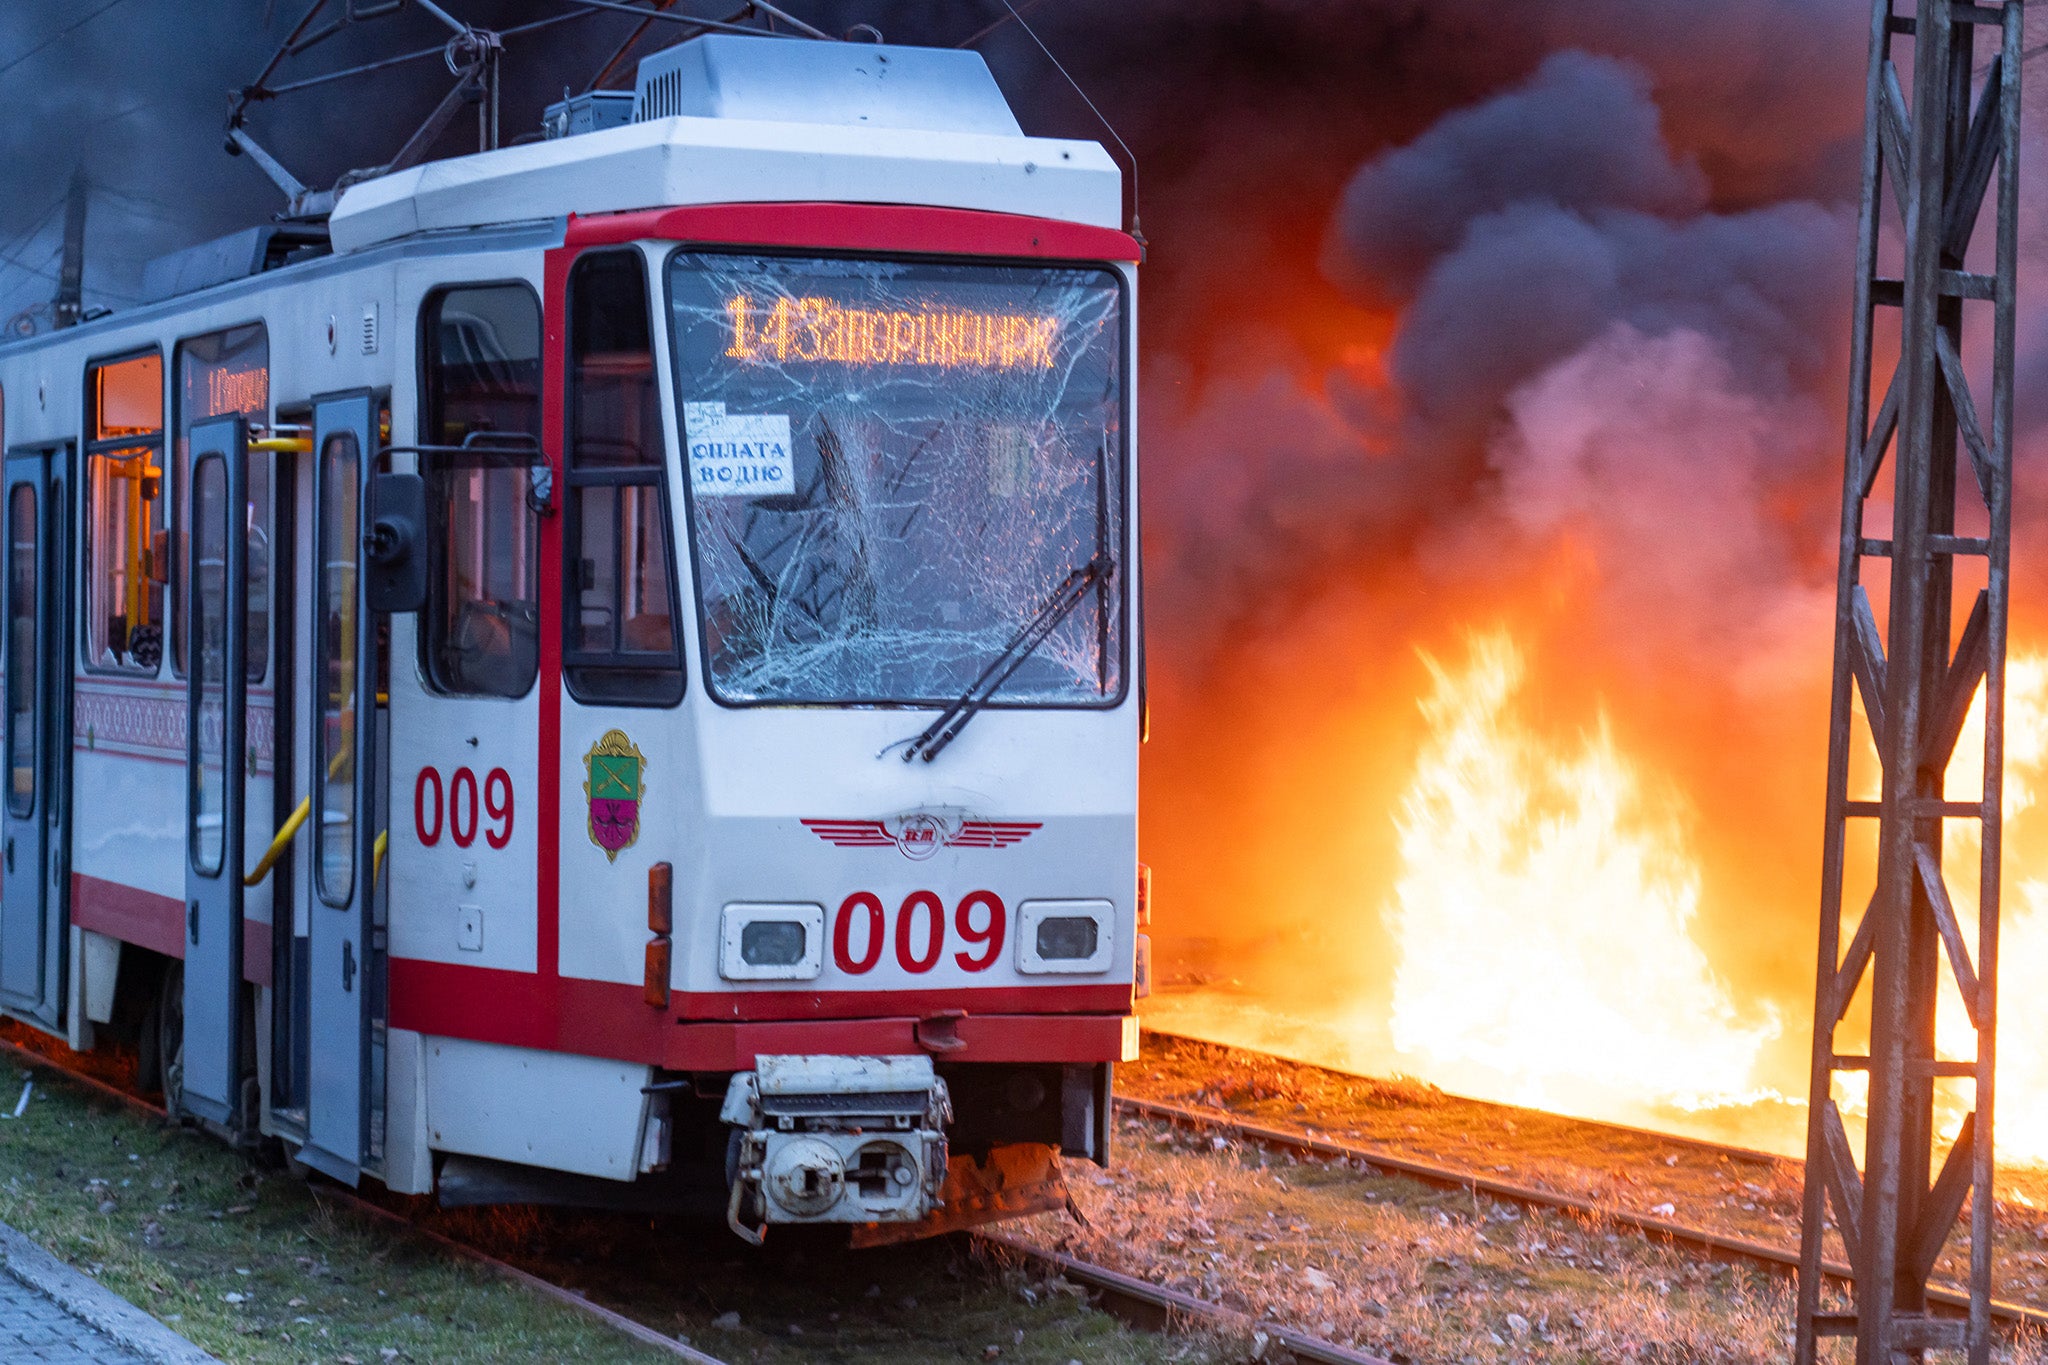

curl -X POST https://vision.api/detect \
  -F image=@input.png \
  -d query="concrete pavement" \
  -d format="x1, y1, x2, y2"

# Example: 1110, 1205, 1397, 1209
0, 1220, 219, 1364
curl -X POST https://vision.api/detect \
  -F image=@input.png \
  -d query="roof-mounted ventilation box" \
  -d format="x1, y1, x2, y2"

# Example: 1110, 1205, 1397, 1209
631, 34, 1024, 136
141, 224, 330, 305
543, 90, 635, 140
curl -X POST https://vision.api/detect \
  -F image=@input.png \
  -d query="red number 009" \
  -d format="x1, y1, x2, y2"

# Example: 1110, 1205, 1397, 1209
833, 890, 1006, 975
414, 766, 514, 849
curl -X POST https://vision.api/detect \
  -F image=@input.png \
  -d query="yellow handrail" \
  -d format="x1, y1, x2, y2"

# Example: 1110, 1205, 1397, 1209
244, 806, 389, 892
242, 795, 310, 888
243, 728, 353, 889
248, 437, 313, 454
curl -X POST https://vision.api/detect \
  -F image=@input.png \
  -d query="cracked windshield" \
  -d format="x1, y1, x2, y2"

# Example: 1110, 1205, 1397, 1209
667, 251, 1125, 707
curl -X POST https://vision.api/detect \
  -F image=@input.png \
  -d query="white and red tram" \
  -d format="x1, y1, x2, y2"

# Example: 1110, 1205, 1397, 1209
0, 35, 1146, 1240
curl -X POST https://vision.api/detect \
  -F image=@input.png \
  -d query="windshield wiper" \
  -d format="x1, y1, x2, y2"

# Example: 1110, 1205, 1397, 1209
899, 553, 1115, 763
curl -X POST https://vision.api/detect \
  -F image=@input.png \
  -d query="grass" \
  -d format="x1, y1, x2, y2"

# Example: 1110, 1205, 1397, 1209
0, 1042, 1219, 1364
0, 1054, 683, 1363
41, 1018, 2048, 1362
412, 1200, 1231, 1364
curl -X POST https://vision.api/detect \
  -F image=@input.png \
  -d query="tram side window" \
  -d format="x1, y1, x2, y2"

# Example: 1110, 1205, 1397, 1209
173, 324, 270, 681
0, 384, 6, 721
420, 283, 541, 698
564, 251, 683, 706
314, 430, 360, 907
8, 484, 35, 816
0, 384, 5, 721
83, 352, 166, 674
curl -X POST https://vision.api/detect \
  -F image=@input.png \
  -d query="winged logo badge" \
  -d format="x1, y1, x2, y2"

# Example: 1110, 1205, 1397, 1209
802, 813, 1041, 861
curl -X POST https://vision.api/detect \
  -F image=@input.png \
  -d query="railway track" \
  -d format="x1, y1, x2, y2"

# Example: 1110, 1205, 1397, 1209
0, 1035, 1384, 1365
1112, 1091, 2048, 1335
62, 1018, 2048, 1360
0, 1038, 722, 1363
974, 1229, 1394, 1365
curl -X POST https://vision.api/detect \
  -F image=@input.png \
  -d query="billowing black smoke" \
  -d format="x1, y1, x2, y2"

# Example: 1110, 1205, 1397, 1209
1324, 53, 1712, 305
1147, 41, 1858, 679
1340, 50, 1854, 667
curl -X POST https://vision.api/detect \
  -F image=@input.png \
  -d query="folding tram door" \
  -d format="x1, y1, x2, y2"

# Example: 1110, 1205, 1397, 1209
293, 390, 385, 1184
0, 444, 72, 1034
180, 417, 251, 1125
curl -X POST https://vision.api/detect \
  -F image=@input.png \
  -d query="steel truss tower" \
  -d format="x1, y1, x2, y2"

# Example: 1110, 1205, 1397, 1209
1796, 2, 2023, 1361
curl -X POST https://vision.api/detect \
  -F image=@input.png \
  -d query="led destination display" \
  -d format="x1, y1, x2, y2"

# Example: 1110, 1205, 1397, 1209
723, 295, 1061, 372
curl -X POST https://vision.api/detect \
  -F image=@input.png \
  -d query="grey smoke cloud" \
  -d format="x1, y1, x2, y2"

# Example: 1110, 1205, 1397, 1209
1478, 320, 1837, 689
1147, 46, 1855, 667
1139, 32, 1867, 997
1322, 52, 1709, 306
1392, 196, 1850, 459
1316, 46, 1850, 452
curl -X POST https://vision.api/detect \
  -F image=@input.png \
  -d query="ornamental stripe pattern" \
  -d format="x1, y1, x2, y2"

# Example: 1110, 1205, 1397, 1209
71, 680, 274, 773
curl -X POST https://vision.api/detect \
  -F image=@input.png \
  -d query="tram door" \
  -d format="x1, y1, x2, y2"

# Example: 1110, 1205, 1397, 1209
0, 445, 72, 1031
299, 391, 380, 1185
181, 418, 248, 1125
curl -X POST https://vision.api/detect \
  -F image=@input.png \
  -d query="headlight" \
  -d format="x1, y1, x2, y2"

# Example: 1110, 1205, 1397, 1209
720, 903, 825, 980
1016, 899, 1114, 974
1035, 916, 1099, 961
741, 920, 807, 967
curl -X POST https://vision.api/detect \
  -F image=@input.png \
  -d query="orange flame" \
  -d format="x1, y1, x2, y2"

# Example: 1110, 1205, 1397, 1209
1148, 628, 2048, 1165
1383, 631, 1781, 1120
1929, 657, 2048, 1161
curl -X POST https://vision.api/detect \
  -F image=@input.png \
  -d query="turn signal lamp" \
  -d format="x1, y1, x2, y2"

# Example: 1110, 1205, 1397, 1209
648, 860, 673, 935
645, 861, 673, 1007
643, 939, 672, 1009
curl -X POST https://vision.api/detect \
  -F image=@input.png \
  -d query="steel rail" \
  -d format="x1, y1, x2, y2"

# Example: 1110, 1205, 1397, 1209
311, 1185, 725, 1364
0, 1037, 726, 1365
44, 1028, 2019, 1357
1, 1035, 1382, 1364
972, 1229, 1396, 1365
1113, 1093, 2048, 1333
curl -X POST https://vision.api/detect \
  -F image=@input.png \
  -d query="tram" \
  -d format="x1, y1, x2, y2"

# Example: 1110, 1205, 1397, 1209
0, 33, 1145, 1241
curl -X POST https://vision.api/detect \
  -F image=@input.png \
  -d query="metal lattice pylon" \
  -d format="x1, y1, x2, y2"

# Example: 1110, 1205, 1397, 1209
1796, 2, 2023, 1361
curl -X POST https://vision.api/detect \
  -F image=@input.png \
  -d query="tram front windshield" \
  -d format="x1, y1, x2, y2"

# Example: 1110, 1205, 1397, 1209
667, 252, 1125, 708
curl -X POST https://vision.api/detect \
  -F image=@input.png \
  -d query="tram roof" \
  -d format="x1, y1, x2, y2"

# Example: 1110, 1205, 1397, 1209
0, 34, 1122, 357
330, 33, 1119, 253
328, 116, 1120, 255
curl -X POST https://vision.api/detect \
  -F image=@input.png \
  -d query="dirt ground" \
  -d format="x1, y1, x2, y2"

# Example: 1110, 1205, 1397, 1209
16, 1017, 2048, 1363
992, 1032, 2048, 1363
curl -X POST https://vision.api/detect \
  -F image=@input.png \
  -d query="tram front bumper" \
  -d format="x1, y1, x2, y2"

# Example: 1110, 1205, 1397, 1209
720, 1054, 951, 1241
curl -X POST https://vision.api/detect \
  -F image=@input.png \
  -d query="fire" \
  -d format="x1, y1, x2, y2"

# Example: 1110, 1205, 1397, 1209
1933, 655, 2048, 1161
1145, 624, 2048, 1166
1384, 630, 1779, 1122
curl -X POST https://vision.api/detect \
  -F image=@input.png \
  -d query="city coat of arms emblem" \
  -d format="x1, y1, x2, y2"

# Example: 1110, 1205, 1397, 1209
583, 729, 646, 862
